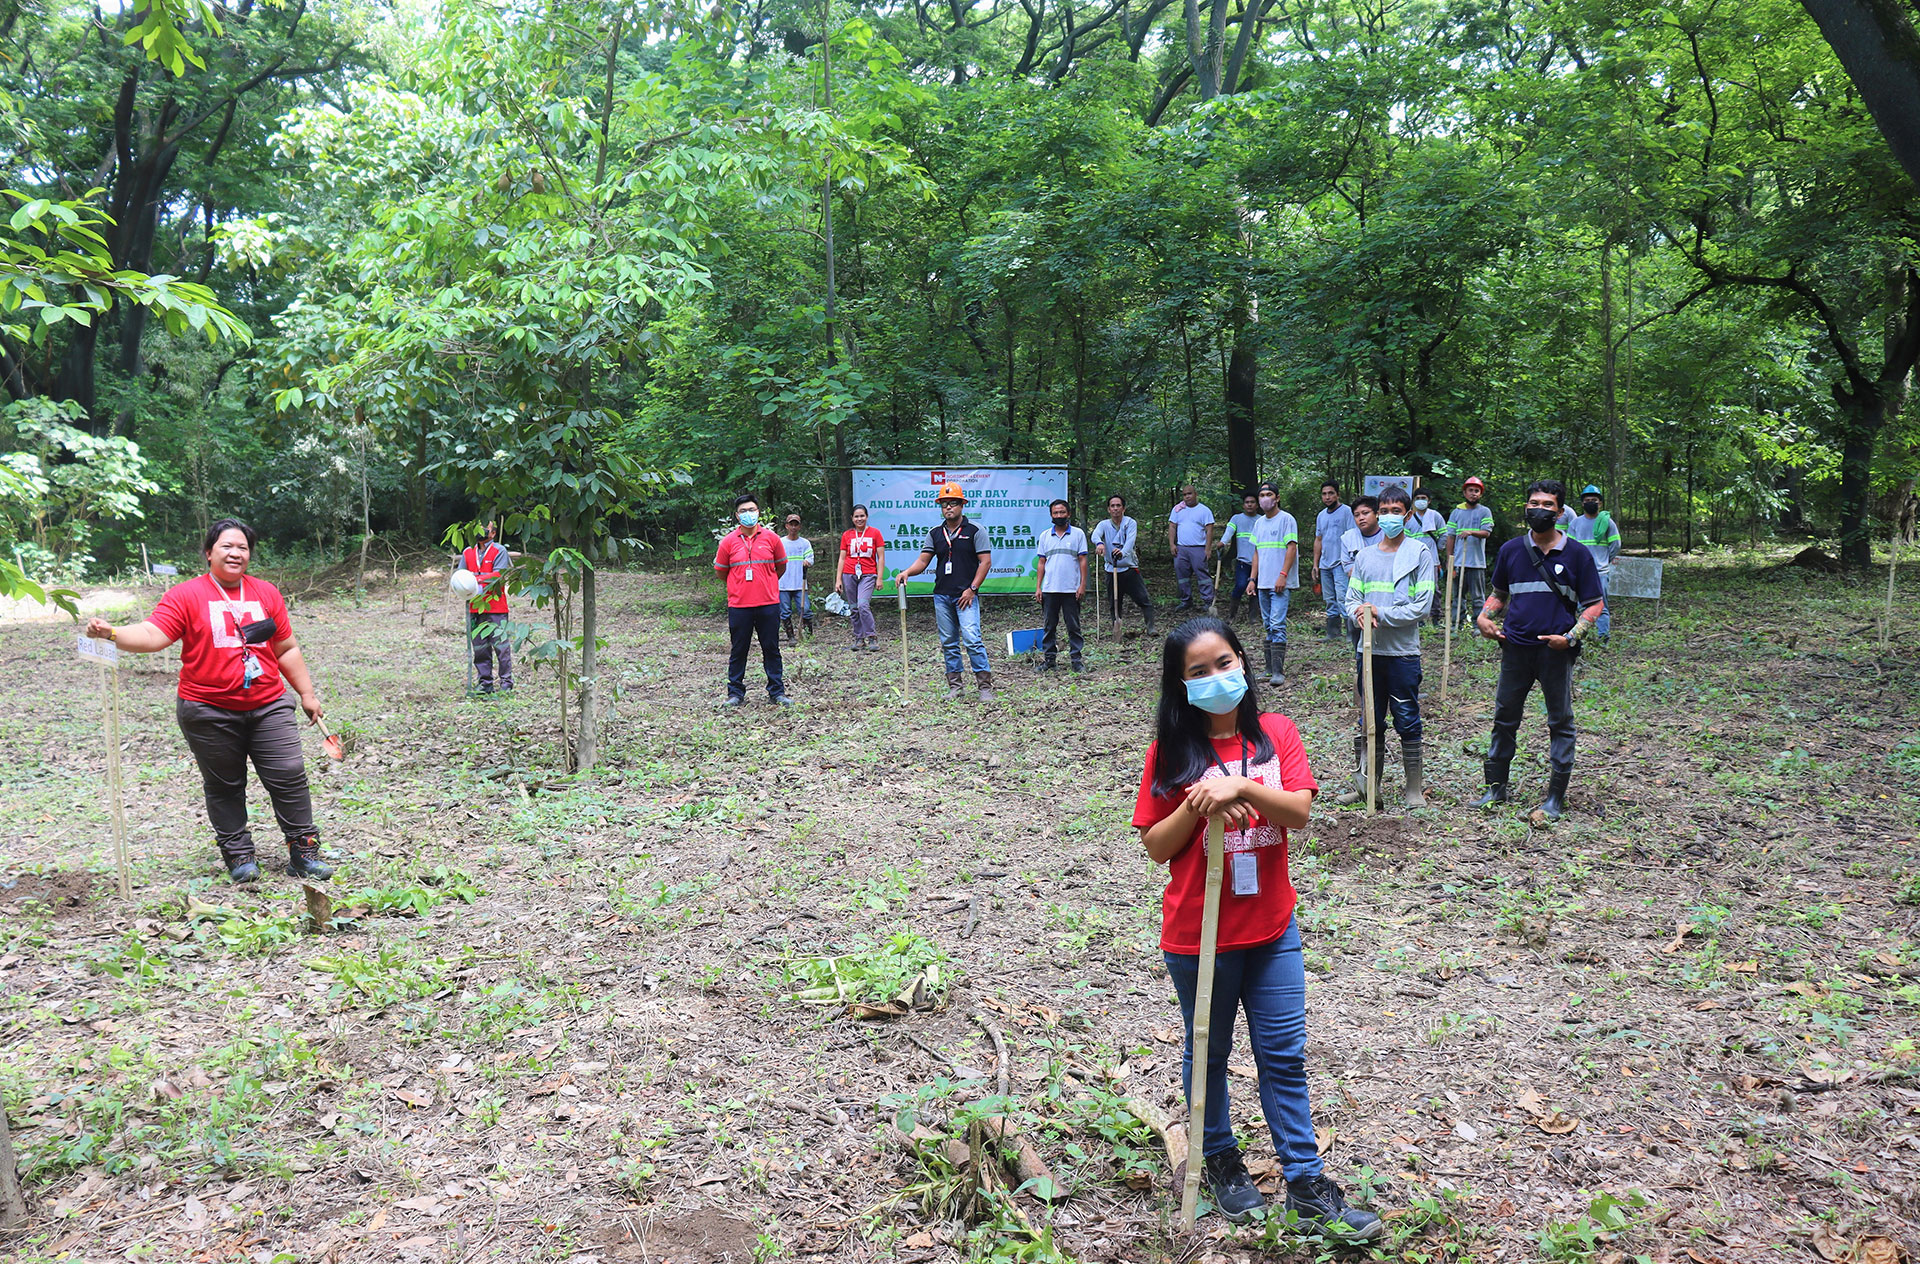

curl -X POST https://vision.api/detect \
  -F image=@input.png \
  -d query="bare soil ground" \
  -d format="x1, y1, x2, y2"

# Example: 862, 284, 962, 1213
2, 555, 1917, 1264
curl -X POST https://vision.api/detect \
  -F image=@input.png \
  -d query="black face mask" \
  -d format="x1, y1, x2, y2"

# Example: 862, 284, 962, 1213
1525, 506, 1560, 532
1052, 517, 1069, 529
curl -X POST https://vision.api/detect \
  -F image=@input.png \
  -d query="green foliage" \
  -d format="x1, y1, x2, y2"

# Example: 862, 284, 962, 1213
1539, 1190, 1658, 1264
787, 931, 949, 1004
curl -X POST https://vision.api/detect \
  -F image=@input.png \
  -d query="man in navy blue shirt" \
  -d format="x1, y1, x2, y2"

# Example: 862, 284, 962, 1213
1472, 479, 1605, 822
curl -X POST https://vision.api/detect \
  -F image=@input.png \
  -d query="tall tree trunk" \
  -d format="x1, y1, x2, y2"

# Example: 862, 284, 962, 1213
1600, 241, 1621, 499
1224, 315, 1257, 494
577, 566, 598, 770
1799, 0, 1920, 189
355, 410, 370, 602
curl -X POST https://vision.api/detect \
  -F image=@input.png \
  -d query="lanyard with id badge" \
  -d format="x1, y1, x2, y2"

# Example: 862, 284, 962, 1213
1209, 738, 1260, 897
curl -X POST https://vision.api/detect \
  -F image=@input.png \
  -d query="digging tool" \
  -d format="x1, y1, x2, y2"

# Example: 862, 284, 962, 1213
76, 633, 130, 897
1883, 527, 1899, 650
1112, 566, 1121, 640
1440, 558, 1458, 703
1210, 551, 1221, 615
1361, 611, 1378, 816
312, 715, 345, 761
897, 575, 911, 701
1178, 813, 1228, 1231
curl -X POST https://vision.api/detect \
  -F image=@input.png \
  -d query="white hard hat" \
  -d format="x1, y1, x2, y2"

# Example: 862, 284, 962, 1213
449, 568, 481, 597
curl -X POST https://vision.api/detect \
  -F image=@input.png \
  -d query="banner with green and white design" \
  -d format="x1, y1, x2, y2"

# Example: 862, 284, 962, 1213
852, 466, 1068, 595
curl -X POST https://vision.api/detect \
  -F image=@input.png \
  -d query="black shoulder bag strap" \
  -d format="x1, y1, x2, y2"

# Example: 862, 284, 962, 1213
1524, 540, 1584, 657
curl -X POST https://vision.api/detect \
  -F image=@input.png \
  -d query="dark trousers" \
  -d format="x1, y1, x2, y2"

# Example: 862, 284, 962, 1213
1227, 559, 1254, 619
1453, 566, 1487, 626
175, 693, 314, 862
469, 611, 514, 690
1040, 592, 1083, 665
727, 603, 785, 701
1353, 651, 1423, 742
1488, 641, 1576, 774
1104, 568, 1155, 623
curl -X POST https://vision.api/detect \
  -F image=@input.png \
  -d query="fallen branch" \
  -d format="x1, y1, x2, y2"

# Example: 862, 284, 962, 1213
970, 1009, 1009, 1098
1122, 1095, 1189, 1188
977, 1115, 1067, 1201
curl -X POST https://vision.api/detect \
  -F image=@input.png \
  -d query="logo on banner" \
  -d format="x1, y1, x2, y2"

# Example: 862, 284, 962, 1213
930, 471, 946, 485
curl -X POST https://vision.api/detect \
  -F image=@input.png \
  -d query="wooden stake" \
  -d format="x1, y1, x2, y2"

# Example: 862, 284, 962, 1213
1440, 559, 1458, 703
1883, 528, 1899, 650
1178, 814, 1227, 1231
1112, 567, 1121, 639
1210, 553, 1221, 615
100, 662, 130, 898
1361, 614, 1378, 817
897, 579, 911, 701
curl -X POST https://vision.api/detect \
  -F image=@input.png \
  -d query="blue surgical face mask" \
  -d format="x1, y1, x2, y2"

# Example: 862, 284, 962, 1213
1185, 667, 1248, 715
1413, 497, 1429, 512
1379, 513, 1406, 538
738, 510, 759, 527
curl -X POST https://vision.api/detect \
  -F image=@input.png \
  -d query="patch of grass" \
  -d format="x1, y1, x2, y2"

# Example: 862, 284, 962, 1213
308, 945, 455, 1007
788, 932, 950, 1005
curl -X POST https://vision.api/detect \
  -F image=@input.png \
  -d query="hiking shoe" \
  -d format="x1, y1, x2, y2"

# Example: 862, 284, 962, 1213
286, 834, 333, 881
768, 693, 792, 707
1203, 1147, 1267, 1223
1284, 1173, 1383, 1241
1034, 659, 1056, 673
719, 696, 745, 708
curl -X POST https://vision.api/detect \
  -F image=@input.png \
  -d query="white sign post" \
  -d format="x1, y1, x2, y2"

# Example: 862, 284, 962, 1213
76, 635, 131, 898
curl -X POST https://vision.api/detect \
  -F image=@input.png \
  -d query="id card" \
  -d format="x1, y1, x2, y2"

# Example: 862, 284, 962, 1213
944, 560, 953, 575
744, 567, 754, 581
1230, 850, 1259, 897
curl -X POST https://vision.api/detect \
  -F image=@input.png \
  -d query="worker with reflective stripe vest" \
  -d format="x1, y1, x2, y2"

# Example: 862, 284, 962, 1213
1564, 484, 1622, 643
463, 521, 514, 695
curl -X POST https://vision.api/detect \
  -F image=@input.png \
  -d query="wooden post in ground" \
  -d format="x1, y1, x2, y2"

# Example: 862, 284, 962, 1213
1177, 814, 1227, 1231
0, 1102, 27, 1229
1883, 529, 1899, 650
897, 578, 910, 701
1112, 568, 1121, 639
1440, 560, 1458, 703
1361, 613, 1378, 817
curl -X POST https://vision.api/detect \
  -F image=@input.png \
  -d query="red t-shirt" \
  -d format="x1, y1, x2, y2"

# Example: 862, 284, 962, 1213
148, 574, 295, 711
1131, 713, 1317, 954
463, 542, 509, 615
840, 527, 884, 575
713, 528, 787, 608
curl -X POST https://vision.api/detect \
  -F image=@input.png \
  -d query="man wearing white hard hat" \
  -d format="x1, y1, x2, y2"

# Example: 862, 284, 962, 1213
453, 521, 514, 695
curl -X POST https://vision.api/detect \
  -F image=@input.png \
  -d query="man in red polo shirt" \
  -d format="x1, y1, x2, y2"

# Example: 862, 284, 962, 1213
713, 493, 791, 707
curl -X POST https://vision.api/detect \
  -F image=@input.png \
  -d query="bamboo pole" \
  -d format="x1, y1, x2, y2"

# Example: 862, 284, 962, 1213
1177, 815, 1227, 1231
1362, 614, 1378, 816
1883, 528, 1899, 650
1440, 558, 1458, 703
897, 577, 911, 701
1112, 567, 1121, 639
101, 662, 130, 898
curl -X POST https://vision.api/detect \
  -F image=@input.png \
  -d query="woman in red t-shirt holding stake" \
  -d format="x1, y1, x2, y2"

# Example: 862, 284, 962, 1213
1133, 617, 1383, 1238
86, 519, 334, 884
835, 504, 886, 652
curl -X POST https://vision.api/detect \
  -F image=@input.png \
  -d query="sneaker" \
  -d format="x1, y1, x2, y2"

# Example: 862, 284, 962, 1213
1284, 1173, 1384, 1241
768, 693, 793, 707
1203, 1147, 1267, 1223
719, 696, 745, 708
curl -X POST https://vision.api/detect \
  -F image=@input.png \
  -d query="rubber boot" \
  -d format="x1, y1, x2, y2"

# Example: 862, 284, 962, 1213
1532, 769, 1570, 822
1325, 611, 1342, 642
1473, 760, 1511, 811
803, 615, 815, 636
1144, 608, 1159, 635
1401, 739, 1426, 808
782, 617, 796, 645
219, 839, 259, 884
945, 671, 965, 701
1335, 735, 1381, 805
286, 833, 333, 881
1271, 643, 1287, 687
976, 671, 996, 703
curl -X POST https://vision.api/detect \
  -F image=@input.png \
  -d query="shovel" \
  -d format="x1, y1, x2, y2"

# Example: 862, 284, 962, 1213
1361, 610, 1378, 816
312, 716, 345, 761
1177, 813, 1228, 1230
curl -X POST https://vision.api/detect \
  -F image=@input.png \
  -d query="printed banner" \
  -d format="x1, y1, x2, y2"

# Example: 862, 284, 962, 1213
851, 466, 1069, 595
1608, 556, 1664, 600
1363, 475, 1413, 499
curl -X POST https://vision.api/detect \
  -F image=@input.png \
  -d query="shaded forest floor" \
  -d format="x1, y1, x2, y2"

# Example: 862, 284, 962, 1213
2, 552, 1918, 1264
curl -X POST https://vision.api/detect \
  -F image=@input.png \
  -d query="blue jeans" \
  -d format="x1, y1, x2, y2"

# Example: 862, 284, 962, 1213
1228, 559, 1254, 618
1355, 650, 1423, 741
1163, 921, 1321, 1180
932, 593, 990, 674
1318, 564, 1348, 619
779, 590, 811, 621
1257, 586, 1290, 645
1595, 572, 1611, 639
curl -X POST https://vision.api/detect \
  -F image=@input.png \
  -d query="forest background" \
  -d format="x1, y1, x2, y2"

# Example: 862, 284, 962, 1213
5, 0, 1920, 594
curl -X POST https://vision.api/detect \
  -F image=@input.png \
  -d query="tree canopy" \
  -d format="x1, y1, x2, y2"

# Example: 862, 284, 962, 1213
3, 0, 1917, 577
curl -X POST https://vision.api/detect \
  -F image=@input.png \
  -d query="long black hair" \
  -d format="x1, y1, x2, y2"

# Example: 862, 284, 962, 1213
1150, 616, 1274, 796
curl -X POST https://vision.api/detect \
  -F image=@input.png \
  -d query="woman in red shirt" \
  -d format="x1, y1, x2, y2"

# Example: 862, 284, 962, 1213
85, 519, 333, 884
1133, 617, 1382, 1238
834, 504, 885, 651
